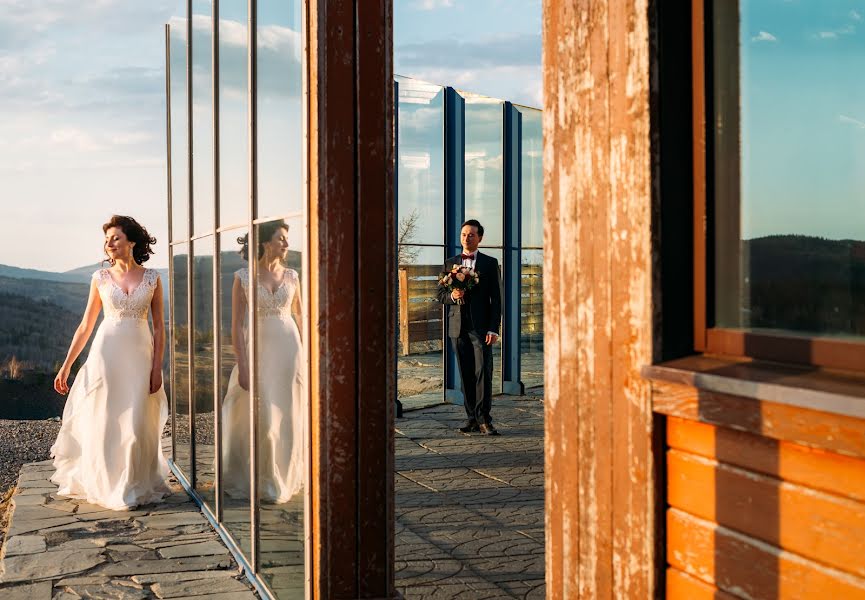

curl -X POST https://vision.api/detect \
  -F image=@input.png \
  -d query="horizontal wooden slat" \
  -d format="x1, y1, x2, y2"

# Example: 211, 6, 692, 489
667, 508, 865, 599
407, 302, 441, 322
667, 417, 865, 502
667, 568, 739, 600
401, 265, 442, 277
668, 449, 865, 577
407, 321, 441, 340
652, 380, 865, 459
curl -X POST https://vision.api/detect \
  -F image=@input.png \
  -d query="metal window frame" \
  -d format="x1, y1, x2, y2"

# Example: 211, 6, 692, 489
502, 101, 524, 395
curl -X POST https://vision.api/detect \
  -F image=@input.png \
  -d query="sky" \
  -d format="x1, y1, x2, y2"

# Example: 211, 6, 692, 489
0, 0, 542, 272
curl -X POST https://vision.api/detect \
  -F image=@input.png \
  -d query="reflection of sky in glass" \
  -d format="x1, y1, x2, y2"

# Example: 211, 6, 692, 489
192, 0, 214, 235
740, 0, 865, 241
218, 1, 248, 228
170, 21, 188, 243
257, 0, 303, 227
518, 107, 542, 248
464, 96, 504, 248
397, 76, 445, 246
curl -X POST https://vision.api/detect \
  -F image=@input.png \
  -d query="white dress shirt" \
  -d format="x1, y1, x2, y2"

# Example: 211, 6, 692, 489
454, 251, 498, 340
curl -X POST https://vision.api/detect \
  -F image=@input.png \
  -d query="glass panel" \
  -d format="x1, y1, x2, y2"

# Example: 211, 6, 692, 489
398, 245, 445, 408
713, 0, 865, 340
481, 247, 504, 395
192, 237, 215, 509
220, 227, 252, 560
192, 0, 215, 235
254, 218, 306, 597
218, 0, 249, 228
397, 76, 445, 245
464, 95, 504, 247
172, 243, 191, 479
257, 0, 304, 223
518, 107, 543, 248
521, 249, 543, 389
169, 18, 189, 243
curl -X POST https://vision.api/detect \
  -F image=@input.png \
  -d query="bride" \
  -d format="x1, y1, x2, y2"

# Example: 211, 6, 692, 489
221, 220, 306, 503
51, 215, 171, 510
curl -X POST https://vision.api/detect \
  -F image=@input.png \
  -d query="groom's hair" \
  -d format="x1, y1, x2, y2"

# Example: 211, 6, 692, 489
462, 219, 484, 238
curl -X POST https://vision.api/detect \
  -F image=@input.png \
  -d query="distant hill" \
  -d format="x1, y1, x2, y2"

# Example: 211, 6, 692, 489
0, 263, 168, 284
0, 275, 90, 315
0, 291, 81, 372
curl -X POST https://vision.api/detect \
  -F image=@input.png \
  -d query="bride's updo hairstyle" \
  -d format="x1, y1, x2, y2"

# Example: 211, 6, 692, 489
237, 220, 289, 261
102, 215, 157, 265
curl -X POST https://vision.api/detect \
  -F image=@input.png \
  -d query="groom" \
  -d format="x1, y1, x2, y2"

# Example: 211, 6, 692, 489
438, 219, 502, 436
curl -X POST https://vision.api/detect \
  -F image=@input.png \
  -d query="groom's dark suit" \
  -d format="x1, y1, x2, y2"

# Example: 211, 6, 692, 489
437, 251, 502, 427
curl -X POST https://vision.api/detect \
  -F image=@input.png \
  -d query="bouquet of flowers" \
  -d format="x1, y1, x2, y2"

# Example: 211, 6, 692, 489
439, 264, 480, 305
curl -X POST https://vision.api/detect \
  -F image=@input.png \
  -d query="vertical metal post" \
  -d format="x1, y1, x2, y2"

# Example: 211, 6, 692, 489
212, 0, 223, 522
443, 86, 465, 405
502, 102, 524, 395
165, 24, 176, 463
186, 0, 197, 488
246, 0, 260, 573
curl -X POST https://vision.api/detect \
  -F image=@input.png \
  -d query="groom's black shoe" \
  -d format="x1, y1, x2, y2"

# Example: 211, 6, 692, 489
458, 421, 480, 433
479, 423, 500, 436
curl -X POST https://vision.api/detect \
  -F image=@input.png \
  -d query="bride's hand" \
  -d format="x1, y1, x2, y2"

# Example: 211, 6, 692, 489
54, 366, 70, 395
149, 369, 163, 394
239, 364, 249, 391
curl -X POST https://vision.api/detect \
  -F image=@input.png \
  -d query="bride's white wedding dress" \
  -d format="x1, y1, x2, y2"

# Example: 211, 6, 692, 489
50, 268, 171, 511
222, 267, 306, 503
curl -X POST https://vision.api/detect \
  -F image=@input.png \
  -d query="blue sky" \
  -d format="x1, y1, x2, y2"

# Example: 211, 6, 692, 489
0, 0, 541, 272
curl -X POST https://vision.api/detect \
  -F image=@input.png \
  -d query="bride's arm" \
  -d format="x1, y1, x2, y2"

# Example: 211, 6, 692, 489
231, 275, 250, 389
54, 278, 102, 394
149, 277, 166, 393
291, 284, 303, 341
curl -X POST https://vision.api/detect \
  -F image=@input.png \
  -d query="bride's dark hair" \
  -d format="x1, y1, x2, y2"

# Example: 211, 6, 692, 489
102, 215, 157, 265
237, 220, 289, 261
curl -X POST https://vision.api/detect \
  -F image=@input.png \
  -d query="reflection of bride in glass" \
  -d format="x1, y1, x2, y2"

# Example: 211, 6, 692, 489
222, 220, 305, 503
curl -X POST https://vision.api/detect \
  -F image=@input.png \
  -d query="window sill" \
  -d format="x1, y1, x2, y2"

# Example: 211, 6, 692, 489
642, 354, 865, 421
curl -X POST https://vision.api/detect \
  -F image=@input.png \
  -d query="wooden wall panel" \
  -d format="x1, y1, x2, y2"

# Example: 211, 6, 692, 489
667, 508, 865, 599
543, 0, 654, 597
668, 449, 865, 577
668, 417, 865, 502
667, 568, 738, 600
652, 379, 865, 459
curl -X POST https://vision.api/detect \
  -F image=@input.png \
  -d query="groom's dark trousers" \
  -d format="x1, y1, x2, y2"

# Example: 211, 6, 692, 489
438, 252, 502, 426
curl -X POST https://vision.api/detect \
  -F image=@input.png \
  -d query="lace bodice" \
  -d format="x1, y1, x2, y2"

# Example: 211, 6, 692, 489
93, 268, 159, 322
236, 267, 299, 322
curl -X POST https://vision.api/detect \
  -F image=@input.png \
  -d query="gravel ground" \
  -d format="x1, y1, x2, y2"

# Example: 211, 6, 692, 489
0, 418, 62, 537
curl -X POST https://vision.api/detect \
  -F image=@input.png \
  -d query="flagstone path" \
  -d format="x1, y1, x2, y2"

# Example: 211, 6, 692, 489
395, 394, 546, 599
0, 441, 257, 600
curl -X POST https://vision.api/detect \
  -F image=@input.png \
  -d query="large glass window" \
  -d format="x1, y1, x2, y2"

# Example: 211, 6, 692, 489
713, 0, 865, 341
169, 19, 189, 243
192, 0, 214, 236
218, 0, 249, 228
464, 95, 504, 248
396, 77, 446, 408
518, 107, 543, 389
167, 1, 307, 597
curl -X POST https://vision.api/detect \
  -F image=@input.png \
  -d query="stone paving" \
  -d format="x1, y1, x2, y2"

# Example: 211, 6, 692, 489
395, 394, 545, 599
0, 441, 257, 600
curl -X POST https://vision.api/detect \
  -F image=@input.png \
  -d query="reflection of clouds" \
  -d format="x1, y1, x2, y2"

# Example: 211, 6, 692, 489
400, 152, 431, 170
839, 115, 865, 130
751, 31, 777, 43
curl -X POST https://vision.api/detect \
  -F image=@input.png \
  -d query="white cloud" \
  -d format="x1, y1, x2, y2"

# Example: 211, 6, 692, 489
818, 31, 838, 39
839, 114, 865, 130
49, 127, 103, 152
751, 31, 777, 43
851, 10, 862, 21
415, 0, 455, 9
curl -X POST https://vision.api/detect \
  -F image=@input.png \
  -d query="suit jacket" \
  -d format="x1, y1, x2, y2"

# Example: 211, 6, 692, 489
437, 252, 502, 338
